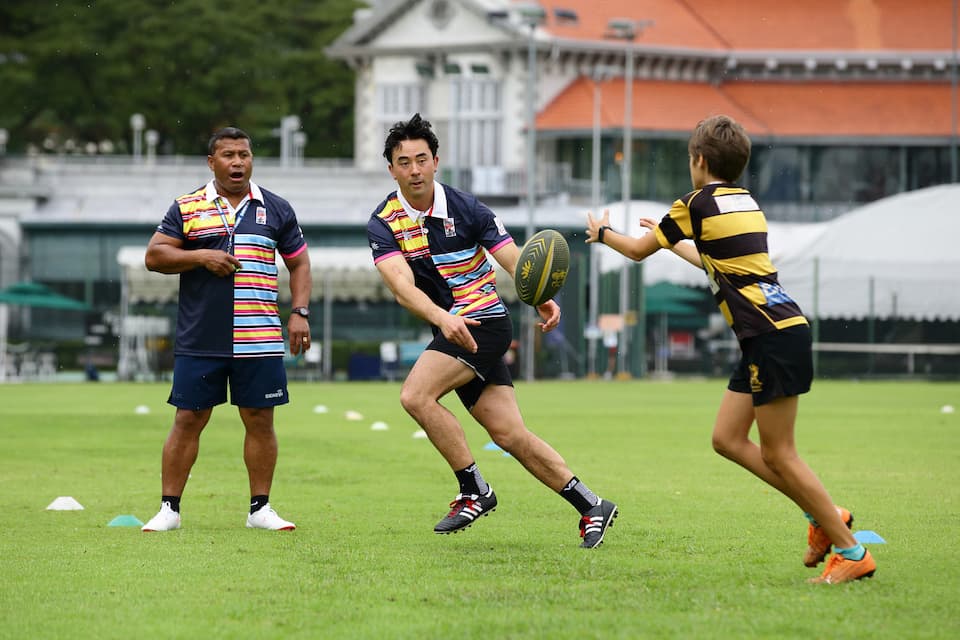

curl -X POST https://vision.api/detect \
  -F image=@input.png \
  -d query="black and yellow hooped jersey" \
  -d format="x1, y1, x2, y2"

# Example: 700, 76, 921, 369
654, 183, 808, 340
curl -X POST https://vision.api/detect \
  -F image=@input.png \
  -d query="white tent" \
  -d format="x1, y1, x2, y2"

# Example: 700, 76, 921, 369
115, 245, 520, 380
116, 246, 393, 304
594, 189, 960, 321
593, 200, 830, 289
116, 246, 395, 380
777, 184, 960, 320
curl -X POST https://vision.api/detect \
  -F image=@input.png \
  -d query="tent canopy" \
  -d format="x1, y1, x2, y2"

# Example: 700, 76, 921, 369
777, 184, 960, 320
595, 200, 830, 290
118, 246, 394, 304
116, 246, 519, 304
598, 188, 960, 321
0, 282, 89, 310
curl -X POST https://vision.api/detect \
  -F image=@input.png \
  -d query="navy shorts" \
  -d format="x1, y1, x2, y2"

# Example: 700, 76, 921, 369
169, 356, 289, 410
728, 324, 813, 406
427, 316, 514, 410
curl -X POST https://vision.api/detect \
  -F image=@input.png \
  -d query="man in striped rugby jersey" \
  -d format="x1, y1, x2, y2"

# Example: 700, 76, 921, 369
585, 115, 876, 583
369, 114, 617, 548
141, 127, 312, 532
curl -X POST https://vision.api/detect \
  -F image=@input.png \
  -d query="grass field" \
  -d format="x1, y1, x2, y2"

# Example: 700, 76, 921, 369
1, 379, 958, 639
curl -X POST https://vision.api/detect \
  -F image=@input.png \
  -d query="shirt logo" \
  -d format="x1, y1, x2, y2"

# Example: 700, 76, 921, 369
749, 364, 762, 393
444, 218, 456, 237
494, 216, 506, 236
759, 282, 793, 306
256, 206, 267, 225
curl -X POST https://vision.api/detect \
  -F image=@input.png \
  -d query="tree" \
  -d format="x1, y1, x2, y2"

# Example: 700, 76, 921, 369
0, 0, 361, 157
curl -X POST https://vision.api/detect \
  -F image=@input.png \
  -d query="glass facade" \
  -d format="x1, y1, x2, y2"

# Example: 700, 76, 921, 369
557, 136, 955, 220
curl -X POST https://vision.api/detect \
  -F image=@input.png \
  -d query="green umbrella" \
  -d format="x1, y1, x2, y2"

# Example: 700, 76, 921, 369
0, 282, 89, 310
0, 282, 90, 382
643, 298, 700, 316
645, 281, 705, 305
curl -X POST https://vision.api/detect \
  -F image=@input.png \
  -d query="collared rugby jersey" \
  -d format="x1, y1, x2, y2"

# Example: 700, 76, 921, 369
654, 183, 808, 340
156, 180, 307, 357
367, 183, 513, 321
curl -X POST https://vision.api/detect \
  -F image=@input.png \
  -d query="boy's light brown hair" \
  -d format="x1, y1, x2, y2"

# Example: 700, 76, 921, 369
688, 115, 751, 183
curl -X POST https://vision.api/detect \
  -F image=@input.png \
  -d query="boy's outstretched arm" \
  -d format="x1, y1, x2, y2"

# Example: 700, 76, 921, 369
585, 209, 661, 261
637, 218, 703, 269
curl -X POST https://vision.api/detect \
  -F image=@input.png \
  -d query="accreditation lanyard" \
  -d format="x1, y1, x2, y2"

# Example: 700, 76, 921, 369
213, 194, 251, 255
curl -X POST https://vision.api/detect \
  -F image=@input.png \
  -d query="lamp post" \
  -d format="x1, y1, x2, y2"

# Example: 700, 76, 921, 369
292, 131, 307, 166
521, 5, 546, 381
444, 61, 462, 189
277, 115, 301, 168
487, 3, 546, 381
952, 0, 958, 183
587, 65, 613, 378
587, 73, 602, 377
130, 113, 145, 163
606, 18, 650, 377
144, 129, 158, 165
491, 3, 546, 381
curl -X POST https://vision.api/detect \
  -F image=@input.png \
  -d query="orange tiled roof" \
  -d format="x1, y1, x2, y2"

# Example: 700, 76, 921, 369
533, 0, 959, 51
724, 82, 954, 137
537, 78, 957, 139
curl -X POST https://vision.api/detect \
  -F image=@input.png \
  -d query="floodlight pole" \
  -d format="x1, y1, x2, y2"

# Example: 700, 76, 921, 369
617, 42, 635, 377
587, 72, 602, 377
489, 4, 545, 381
447, 63, 461, 189
952, 0, 958, 183
130, 113, 145, 163
521, 7, 545, 382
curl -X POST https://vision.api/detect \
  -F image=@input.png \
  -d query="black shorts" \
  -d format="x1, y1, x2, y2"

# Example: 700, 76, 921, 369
728, 324, 813, 406
427, 315, 514, 410
169, 356, 289, 410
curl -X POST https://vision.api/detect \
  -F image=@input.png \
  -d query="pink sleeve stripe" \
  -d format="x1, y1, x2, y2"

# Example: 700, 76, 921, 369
280, 244, 308, 260
374, 250, 403, 264
489, 238, 513, 253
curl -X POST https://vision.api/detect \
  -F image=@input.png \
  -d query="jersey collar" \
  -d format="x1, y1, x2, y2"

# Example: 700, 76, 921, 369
204, 180, 264, 210
397, 181, 449, 222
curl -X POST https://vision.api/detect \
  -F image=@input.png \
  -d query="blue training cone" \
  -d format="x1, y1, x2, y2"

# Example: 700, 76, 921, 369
483, 441, 512, 457
853, 530, 886, 544
108, 515, 144, 527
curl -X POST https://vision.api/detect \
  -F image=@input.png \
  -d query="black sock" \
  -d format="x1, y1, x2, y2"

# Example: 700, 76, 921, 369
162, 495, 181, 513
454, 463, 489, 496
560, 476, 600, 515
250, 494, 269, 514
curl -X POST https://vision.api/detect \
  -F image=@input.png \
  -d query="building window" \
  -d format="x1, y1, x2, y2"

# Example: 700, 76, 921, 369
377, 84, 427, 141
450, 78, 502, 167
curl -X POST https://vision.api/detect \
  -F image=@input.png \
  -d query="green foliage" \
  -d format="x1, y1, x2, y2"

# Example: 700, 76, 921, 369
1, 380, 958, 638
0, 0, 360, 156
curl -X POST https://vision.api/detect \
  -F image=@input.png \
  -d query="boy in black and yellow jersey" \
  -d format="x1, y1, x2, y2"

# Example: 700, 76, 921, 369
584, 115, 876, 584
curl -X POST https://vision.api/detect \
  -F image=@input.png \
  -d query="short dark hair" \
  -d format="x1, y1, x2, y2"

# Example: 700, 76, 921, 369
383, 113, 439, 163
208, 127, 252, 156
688, 115, 751, 183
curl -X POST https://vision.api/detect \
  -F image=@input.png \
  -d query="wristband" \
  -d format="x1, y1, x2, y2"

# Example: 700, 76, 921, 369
597, 225, 612, 244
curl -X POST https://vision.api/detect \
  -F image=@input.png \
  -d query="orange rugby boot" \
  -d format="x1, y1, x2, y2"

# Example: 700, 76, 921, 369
808, 549, 876, 584
804, 506, 852, 567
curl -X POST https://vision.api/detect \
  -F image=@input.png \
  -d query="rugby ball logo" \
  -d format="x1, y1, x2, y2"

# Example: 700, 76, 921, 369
514, 229, 569, 306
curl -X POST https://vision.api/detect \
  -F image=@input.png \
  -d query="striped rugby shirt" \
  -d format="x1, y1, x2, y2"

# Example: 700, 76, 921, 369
156, 180, 307, 357
654, 183, 808, 340
367, 183, 512, 321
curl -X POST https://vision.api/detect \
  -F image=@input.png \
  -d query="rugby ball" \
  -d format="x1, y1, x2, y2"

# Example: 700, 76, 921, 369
514, 229, 569, 306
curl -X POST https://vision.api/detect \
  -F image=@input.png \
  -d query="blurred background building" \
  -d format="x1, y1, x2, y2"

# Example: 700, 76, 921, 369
0, 0, 958, 381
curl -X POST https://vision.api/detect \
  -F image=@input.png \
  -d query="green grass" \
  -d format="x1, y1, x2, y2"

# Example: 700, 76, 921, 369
1, 380, 958, 639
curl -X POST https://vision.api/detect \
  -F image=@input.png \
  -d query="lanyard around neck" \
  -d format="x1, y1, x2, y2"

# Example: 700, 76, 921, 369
213, 195, 250, 254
